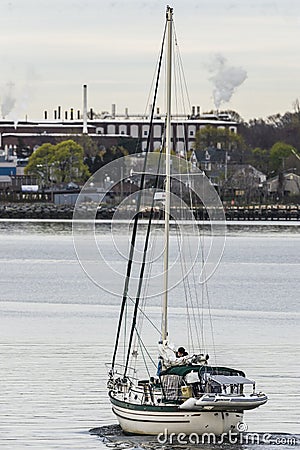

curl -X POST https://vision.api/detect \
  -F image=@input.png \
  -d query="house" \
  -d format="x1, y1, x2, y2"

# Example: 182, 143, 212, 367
227, 164, 266, 188
190, 146, 227, 185
223, 164, 267, 202
268, 172, 300, 197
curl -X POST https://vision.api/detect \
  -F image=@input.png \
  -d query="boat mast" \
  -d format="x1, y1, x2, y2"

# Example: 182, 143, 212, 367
162, 5, 173, 342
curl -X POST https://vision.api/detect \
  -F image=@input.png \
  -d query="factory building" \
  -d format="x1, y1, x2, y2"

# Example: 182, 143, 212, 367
0, 85, 238, 157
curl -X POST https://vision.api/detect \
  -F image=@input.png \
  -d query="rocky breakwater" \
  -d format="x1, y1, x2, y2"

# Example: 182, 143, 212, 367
0, 202, 117, 220
0, 203, 74, 219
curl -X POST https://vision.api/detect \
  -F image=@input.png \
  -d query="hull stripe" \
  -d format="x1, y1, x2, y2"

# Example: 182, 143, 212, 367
112, 404, 187, 418
109, 392, 181, 412
112, 408, 190, 424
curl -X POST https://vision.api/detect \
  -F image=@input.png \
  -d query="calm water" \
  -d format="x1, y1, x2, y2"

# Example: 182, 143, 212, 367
0, 221, 299, 449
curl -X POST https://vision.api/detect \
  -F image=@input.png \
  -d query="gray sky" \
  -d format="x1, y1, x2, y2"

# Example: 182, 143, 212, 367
1, 0, 300, 121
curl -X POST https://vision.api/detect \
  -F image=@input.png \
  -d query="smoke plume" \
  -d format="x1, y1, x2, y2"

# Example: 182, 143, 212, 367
1, 82, 16, 118
0, 67, 37, 125
207, 54, 247, 109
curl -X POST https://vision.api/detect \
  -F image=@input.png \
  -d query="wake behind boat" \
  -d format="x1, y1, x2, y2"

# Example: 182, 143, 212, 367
106, 5, 267, 436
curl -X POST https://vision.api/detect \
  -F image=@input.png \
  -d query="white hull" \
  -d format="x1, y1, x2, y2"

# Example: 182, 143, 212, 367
110, 396, 243, 435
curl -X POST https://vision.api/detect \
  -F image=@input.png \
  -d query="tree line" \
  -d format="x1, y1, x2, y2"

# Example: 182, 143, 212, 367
195, 106, 300, 176
24, 135, 139, 187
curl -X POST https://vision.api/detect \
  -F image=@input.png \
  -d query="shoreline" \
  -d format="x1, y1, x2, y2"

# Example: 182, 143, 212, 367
1, 217, 300, 226
0, 202, 300, 221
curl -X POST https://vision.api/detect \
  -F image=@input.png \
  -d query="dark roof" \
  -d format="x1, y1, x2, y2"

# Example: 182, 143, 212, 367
193, 147, 225, 164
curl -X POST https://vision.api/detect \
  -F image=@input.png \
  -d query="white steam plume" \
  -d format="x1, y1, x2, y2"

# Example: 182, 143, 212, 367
207, 54, 247, 109
0, 67, 38, 125
1, 82, 16, 118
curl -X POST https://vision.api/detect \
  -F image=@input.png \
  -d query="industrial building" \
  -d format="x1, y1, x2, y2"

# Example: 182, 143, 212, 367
0, 85, 238, 158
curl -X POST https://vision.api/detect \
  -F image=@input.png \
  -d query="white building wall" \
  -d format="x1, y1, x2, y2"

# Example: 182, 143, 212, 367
119, 124, 127, 134
188, 125, 196, 137
142, 125, 150, 137
176, 124, 184, 138
107, 124, 115, 134
154, 125, 162, 138
130, 125, 139, 137
176, 141, 185, 155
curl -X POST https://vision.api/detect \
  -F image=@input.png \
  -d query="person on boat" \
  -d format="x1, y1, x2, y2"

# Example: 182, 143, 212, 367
158, 340, 190, 369
156, 356, 163, 376
176, 347, 188, 358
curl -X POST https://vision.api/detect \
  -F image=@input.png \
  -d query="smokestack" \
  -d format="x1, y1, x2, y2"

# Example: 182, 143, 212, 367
54, 110, 57, 120
112, 103, 116, 119
70, 108, 74, 120
44, 111, 48, 120
58, 106, 61, 120
83, 84, 88, 133
157, 107, 160, 115
65, 111, 68, 120
196, 106, 200, 115
90, 108, 94, 120
77, 110, 80, 120
125, 107, 129, 119
192, 106, 195, 116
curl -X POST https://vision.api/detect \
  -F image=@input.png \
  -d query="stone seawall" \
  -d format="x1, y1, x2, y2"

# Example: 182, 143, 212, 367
0, 203, 74, 219
0, 203, 299, 221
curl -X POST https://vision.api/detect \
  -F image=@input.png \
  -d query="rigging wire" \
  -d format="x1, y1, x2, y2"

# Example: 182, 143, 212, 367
130, 232, 156, 373
126, 294, 161, 335
173, 24, 192, 118
172, 23, 205, 354
202, 261, 217, 364
172, 23, 218, 358
123, 139, 165, 377
123, 59, 169, 377
135, 327, 157, 369
123, 299, 128, 365
111, 20, 167, 372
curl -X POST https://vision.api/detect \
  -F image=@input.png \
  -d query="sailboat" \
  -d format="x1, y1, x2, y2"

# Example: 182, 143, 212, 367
106, 6, 267, 436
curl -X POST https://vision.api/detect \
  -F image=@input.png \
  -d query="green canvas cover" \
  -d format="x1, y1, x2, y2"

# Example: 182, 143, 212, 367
162, 365, 204, 377
162, 365, 245, 378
